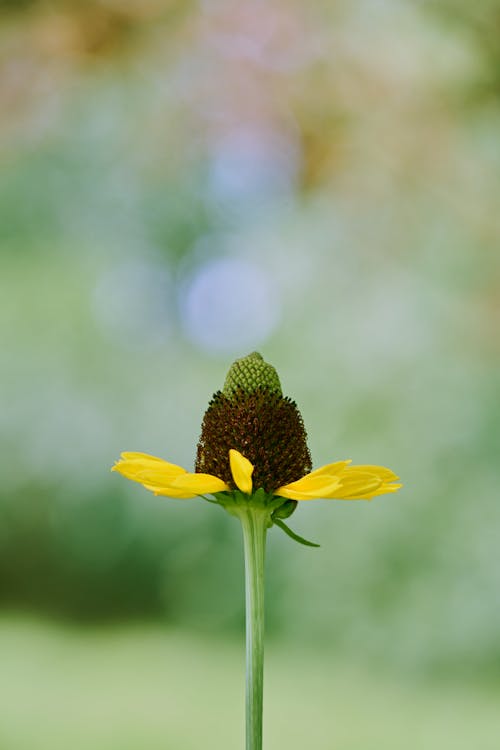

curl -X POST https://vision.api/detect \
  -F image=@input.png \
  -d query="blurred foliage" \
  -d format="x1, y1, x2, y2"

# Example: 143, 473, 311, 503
1, 0, 500, 687
424, 0, 500, 101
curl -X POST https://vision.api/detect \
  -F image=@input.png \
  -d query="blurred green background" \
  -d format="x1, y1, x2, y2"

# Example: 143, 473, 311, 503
1, 1, 500, 748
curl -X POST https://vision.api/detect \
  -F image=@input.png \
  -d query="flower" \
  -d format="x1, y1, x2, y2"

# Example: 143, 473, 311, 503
112, 353, 401, 508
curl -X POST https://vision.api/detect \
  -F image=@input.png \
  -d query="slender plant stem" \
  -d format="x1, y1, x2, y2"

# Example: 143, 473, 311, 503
238, 506, 268, 750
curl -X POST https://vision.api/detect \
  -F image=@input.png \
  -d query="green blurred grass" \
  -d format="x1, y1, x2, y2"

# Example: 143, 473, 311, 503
1, 616, 499, 750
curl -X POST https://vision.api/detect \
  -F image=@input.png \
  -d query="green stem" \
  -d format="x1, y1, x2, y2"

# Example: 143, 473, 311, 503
238, 506, 268, 750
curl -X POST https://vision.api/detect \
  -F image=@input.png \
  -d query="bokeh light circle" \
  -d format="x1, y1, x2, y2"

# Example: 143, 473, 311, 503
179, 257, 281, 354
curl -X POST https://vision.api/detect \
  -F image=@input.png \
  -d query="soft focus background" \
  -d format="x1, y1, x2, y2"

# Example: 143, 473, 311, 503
1, 1, 500, 748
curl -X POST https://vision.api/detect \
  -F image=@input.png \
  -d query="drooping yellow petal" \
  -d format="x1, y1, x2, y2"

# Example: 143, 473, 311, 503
347, 465, 400, 482
229, 449, 254, 494
348, 482, 403, 500
276, 462, 402, 501
135, 466, 190, 487
112, 448, 230, 498
307, 461, 352, 478
328, 474, 383, 500
119, 452, 165, 462
276, 474, 342, 501
169, 472, 229, 495
112, 452, 198, 498
112, 454, 187, 483
143, 484, 198, 499
114, 464, 184, 482
332, 465, 401, 499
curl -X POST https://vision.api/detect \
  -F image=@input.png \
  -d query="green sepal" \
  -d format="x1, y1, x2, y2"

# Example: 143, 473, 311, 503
251, 488, 271, 506
273, 518, 320, 548
271, 499, 298, 520
209, 489, 276, 526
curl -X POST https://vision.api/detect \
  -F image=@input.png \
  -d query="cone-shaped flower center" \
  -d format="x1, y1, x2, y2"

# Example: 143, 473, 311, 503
196, 352, 312, 493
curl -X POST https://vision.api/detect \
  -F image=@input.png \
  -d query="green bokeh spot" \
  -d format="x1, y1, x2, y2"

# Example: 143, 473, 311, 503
223, 352, 283, 397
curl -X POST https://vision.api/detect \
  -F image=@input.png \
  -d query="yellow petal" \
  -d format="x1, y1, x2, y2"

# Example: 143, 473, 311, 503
275, 462, 401, 502
135, 466, 191, 487
229, 449, 254, 494
143, 484, 197, 499
350, 482, 403, 500
111, 452, 229, 498
119, 452, 165, 462
309, 461, 399, 482
276, 474, 342, 500
307, 460, 352, 477
169, 472, 229, 495
346, 464, 400, 482
331, 475, 383, 500
333, 464, 401, 499
112, 453, 187, 483
275, 486, 337, 501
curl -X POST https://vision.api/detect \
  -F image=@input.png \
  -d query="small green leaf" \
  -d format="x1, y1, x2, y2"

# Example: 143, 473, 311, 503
273, 519, 320, 548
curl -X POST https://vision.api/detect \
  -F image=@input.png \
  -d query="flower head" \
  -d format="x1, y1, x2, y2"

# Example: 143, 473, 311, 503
112, 353, 401, 542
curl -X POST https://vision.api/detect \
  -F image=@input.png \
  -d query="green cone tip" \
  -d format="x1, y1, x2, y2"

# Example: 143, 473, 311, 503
223, 352, 283, 397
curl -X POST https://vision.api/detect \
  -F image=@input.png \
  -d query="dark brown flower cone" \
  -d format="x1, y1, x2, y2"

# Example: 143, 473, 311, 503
196, 353, 312, 493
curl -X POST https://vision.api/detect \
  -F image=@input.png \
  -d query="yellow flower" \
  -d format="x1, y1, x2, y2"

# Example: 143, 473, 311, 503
112, 352, 401, 534
112, 448, 401, 501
